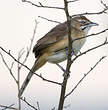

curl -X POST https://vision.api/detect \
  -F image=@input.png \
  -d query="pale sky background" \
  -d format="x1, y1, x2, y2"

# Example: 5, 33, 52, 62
0, 0, 108, 110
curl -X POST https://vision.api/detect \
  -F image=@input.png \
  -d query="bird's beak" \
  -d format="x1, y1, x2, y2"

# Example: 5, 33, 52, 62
89, 22, 99, 27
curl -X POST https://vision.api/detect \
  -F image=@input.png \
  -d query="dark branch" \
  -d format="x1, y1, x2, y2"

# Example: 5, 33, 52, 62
0, 52, 18, 84
20, 20, 37, 68
38, 16, 61, 24
0, 47, 62, 86
73, 28, 108, 42
71, 38, 108, 64
72, 1, 108, 18
67, 0, 79, 3
101, 0, 108, 8
0, 104, 17, 110
58, 0, 72, 109
65, 56, 106, 98
21, 97, 38, 110
22, 0, 64, 10
36, 73, 62, 85
36, 101, 40, 110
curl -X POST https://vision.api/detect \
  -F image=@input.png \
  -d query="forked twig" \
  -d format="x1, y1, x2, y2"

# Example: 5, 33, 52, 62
65, 56, 106, 98
22, 0, 64, 10
0, 104, 17, 110
21, 97, 38, 110
71, 38, 108, 64
0, 47, 62, 86
0, 52, 17, 84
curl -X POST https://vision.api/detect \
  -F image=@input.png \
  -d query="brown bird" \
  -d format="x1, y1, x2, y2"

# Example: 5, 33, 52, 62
19, 16, 98, 96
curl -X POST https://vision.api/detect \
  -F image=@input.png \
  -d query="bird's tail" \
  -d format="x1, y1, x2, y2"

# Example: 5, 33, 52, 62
19, 54, 47, 96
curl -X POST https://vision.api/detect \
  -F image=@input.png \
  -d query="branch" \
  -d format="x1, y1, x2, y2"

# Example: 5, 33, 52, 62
73, 28, 108, 42
21, 97, 38, 110
0, 47, 62, 86
21, 20, 38, 67
22, 0, 64, 10
0, 104, 17, 110
58, 0, 72, 109
0, 52, 17, 84
65, 56, 106, 98
38, 16, 61, 24
72, 0, 108, 17
35, 73, 62, 85
101, 0, 108, 8
36, 101, 40, 110
67, 0, 79, 3
71, 37, 108, 64
72, 9, 107, 17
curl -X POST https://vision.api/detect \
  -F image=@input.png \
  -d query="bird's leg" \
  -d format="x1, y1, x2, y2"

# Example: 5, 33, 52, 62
66, 48, 74, 56
56, 63, 70, 78
71, 49, 74, 56
56, 63, 66, 73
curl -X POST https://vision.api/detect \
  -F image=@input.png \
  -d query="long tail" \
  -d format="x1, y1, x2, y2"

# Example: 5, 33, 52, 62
19, 54, 47, 96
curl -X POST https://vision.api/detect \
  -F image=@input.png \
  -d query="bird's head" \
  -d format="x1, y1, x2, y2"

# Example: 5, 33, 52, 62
71, 16, 99, 34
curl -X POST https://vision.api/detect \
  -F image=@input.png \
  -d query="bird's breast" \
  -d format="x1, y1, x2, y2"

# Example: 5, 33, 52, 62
47, 48, 68, 63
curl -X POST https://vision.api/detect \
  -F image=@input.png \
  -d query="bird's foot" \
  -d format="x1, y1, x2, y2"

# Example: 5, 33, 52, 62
63, 72, 70, 79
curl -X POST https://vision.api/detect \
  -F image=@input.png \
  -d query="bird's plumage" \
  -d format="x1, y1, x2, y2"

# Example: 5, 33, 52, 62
19, 16, 98, 96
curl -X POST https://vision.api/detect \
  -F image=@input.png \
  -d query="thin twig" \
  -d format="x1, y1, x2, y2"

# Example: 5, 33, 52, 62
65, 56, 106, 98
22, 0, 64, 10
38, 16, 61, 24
0, 52, 17, 84
67, 0, 79, 3
0, 47, 62, 86
36, 101, 40, 110
101, 0, 108, 8
0, 104, 17, 110
17, 50, 23, 110
73, 28, 108, 42
35, 73, 62, 85
72, 10, 107, 17
21, 97, 38, 110
72, 0, 108, 18
21, 20, 38, 67
71, 37, 108, 64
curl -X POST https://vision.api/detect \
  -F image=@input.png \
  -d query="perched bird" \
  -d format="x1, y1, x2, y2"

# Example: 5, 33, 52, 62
19, 16, 98, 96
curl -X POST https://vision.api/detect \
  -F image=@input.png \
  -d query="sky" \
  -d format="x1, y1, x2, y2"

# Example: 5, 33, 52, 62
0, 0, 108, 110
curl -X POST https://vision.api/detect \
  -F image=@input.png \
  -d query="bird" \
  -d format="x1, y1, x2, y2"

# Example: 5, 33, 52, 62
19, 16, 98, 96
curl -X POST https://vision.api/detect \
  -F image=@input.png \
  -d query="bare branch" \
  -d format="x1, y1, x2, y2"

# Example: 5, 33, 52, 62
73, 28, 108, 42
58, 0, 72, 109
72, 9, 107, 17
0, 52, 17, 84
34, 73, 62, 85
21, 20, 38, 67
0, 104, 17, 110
36, 102, 40, 110
101, 0, 108, 8
22, 0, 64, 10
71, 37, 108, 64
38, 16, 61, 24
0, 47, 62, 86
21, 97, 38, 110
67, 0, 79, 3
65, 56, 106, 98
10, 61, 14, 70
17, 50, 23, 110
72, 1, 108, 17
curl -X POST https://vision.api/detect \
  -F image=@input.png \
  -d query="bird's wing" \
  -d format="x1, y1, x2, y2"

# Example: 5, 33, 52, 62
33, 22, 68, 57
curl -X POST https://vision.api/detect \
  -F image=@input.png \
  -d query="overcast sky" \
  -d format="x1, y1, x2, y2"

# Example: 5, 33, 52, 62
0, 0, 108, 110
